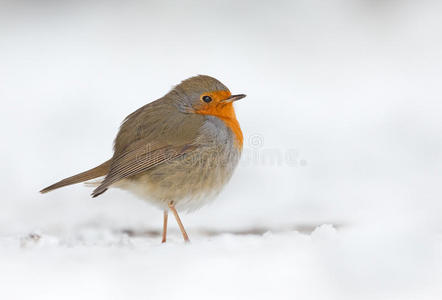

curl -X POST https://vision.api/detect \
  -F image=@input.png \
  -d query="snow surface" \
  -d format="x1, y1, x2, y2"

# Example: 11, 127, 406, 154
1, 0, 442, 299
1, 223, 442, 300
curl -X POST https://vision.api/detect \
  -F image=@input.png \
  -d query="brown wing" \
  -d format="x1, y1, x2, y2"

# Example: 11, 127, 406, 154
91, 140, 196, 197
91, 95, 204, 197
113, 97, 203, 158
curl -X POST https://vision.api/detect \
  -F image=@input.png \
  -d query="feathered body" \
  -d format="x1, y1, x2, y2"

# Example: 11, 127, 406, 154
116, 115, 241, 211
41, 75, 244, 213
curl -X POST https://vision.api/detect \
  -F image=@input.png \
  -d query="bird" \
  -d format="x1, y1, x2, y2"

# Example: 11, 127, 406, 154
40, 75, 246, 243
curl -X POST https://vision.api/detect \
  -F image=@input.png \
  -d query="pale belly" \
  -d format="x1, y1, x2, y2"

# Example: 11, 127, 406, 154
116, 146, 240, 211
115, 117, 242, 212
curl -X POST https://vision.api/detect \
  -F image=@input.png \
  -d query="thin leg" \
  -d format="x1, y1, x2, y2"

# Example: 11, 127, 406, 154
168, 201, 190, 242
161, 210, 168, 243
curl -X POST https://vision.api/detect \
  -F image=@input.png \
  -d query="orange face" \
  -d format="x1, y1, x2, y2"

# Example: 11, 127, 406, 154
194, 90, 243, 149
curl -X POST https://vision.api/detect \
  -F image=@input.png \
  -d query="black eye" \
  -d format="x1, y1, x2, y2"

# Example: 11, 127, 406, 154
202, 95, 212, 103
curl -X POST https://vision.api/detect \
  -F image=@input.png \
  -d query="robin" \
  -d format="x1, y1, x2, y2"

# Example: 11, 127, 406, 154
40, 75, 246, 243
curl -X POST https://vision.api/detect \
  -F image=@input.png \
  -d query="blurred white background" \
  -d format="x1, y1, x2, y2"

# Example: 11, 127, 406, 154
1, 0, 442, 299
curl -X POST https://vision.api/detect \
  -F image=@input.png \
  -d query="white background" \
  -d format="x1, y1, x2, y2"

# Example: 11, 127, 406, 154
1, 0, 442, 299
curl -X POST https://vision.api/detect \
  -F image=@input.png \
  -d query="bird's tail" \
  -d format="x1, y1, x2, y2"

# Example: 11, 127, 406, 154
40, 160, 111, 194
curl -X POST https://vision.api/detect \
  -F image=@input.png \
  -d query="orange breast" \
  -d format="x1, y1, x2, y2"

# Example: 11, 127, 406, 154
212, 103, 243, 149
194, 91, 243, 149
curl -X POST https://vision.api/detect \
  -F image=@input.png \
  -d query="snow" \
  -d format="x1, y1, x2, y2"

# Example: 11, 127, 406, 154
1, 0, 442, 299
1, 223, 441, 300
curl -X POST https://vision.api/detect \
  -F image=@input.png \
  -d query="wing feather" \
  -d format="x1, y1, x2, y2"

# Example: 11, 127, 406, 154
91, 96, 204, 197
91, 142, 195, 197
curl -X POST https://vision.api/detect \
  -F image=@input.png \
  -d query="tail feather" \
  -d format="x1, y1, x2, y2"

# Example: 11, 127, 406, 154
40, 160, 111, 194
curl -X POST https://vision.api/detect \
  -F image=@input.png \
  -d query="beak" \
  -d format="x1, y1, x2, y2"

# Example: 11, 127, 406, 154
222, 94, 247, 103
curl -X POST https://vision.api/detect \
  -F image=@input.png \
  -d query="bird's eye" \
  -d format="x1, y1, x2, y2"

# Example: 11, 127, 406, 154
202, 96, 212, 103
